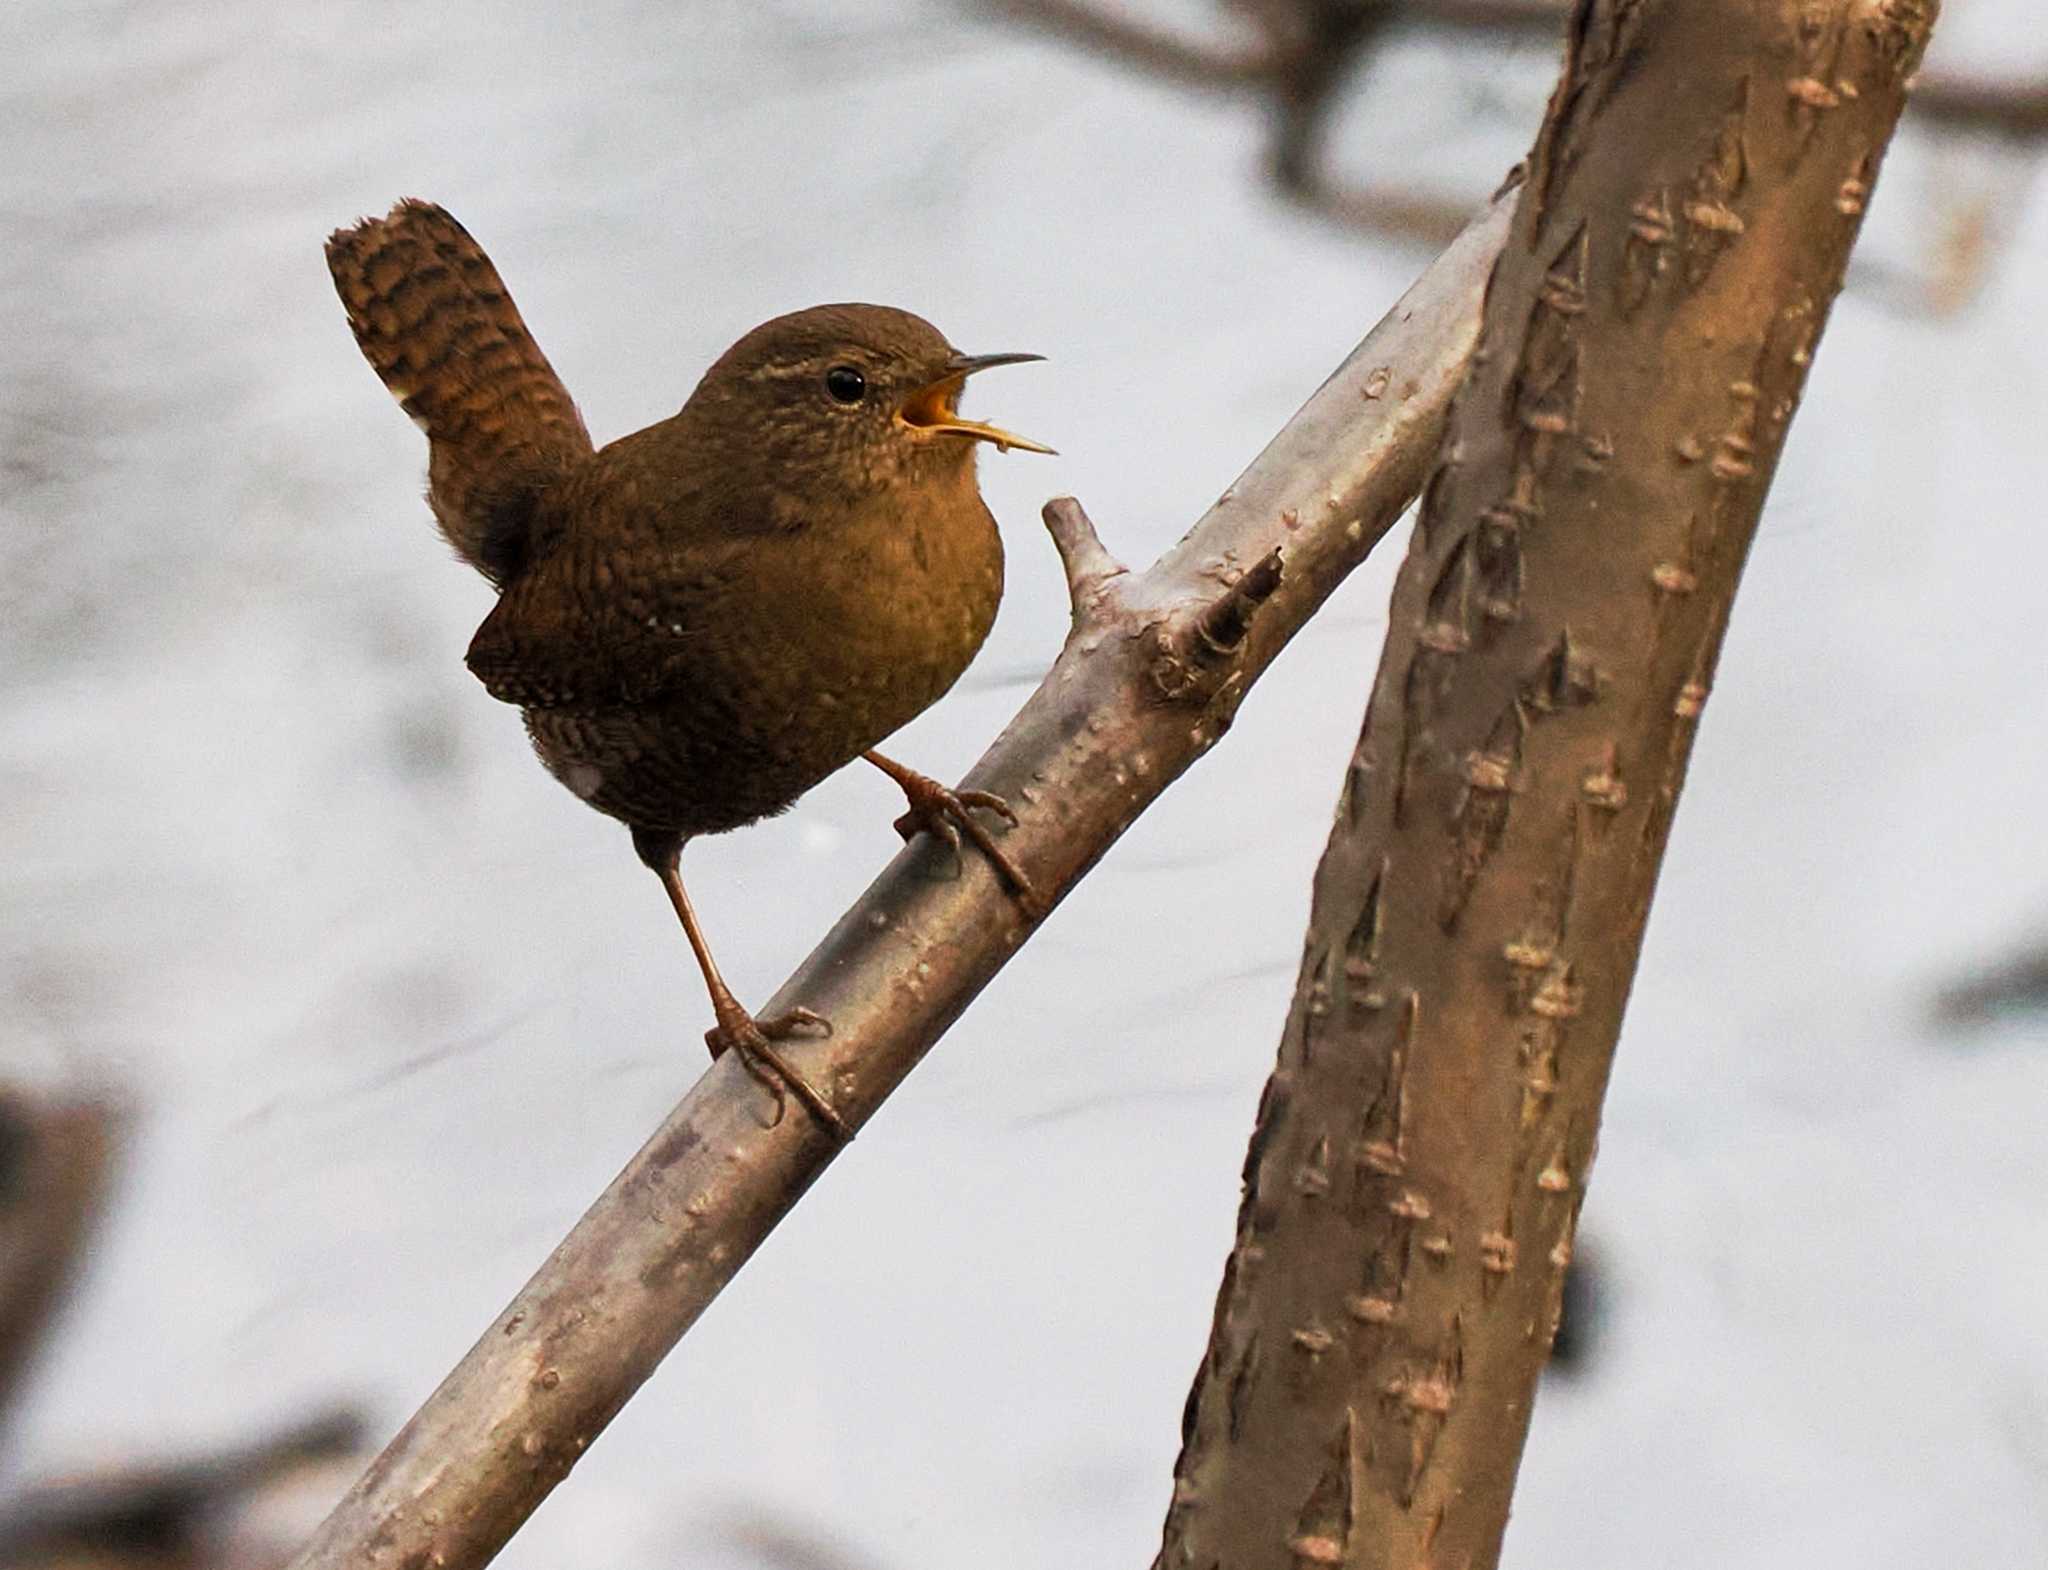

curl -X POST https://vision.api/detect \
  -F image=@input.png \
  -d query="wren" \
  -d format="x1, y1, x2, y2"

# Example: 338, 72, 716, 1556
326, 200, 1053, 1139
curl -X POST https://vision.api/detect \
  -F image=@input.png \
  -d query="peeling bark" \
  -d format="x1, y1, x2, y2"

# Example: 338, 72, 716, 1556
1153, 5, 1935, 1569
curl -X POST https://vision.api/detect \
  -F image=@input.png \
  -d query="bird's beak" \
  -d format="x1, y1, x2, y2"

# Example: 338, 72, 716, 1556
897, 352, 1057, 455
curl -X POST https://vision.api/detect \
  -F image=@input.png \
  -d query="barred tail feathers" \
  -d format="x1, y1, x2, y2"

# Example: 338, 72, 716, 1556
325, 200, 594, 584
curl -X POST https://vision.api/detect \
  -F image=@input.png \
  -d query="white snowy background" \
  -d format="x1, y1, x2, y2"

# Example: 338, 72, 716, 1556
3, 2, 2045, 1566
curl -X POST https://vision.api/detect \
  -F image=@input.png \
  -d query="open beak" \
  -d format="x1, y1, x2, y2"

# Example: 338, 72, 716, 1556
897, 351, 1056, 455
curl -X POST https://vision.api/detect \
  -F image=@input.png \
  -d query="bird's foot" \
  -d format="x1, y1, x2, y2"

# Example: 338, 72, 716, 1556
888, 769, 1046, 920
705, 1004, 848, 1140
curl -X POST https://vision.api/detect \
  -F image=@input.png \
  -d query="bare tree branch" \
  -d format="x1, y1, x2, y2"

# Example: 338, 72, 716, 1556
977, 0, 1284, 85
1934, 939, 2048, 1026
1153, 3, 1936, 1567
1912, 68, 2048, 138
987, 0, 2045, 254
1397, 0, 1562, 28
284, 190, 1518, 1570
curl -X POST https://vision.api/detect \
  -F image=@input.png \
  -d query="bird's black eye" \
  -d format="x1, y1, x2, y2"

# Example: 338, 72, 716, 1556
824, 365, 866, 404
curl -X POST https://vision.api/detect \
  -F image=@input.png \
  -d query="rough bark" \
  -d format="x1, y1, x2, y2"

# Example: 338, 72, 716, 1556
284, 195, 1517, 1570
1153, 4, 1935, 1569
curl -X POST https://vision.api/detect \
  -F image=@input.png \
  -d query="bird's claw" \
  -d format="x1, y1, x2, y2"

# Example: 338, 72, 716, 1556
953, 788, 1020, 827
703, 1004, 830, 1060
895, 805, 962, 854
890, 774, 1045, 921
704, 1006, 848, 1140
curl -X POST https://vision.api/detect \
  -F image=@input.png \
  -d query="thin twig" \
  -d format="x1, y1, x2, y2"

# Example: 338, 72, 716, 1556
1912, 69, 2048, 138
974, 0, 1284, 85
987, 0, 2048, 268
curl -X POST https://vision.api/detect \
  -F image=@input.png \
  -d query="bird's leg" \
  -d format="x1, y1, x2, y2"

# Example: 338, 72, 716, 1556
634, 830, 849, 1141
861, 750, 1045, 920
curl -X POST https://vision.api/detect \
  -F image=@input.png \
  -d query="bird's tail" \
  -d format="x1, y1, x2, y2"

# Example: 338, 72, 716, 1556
325, 200, 594, 584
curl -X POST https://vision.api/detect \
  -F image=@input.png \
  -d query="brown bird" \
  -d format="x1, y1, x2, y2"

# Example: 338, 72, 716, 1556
325, 200, 1053, 1138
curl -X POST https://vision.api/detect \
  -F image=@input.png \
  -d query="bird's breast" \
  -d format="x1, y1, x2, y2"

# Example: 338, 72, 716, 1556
790, 487, 1004, 734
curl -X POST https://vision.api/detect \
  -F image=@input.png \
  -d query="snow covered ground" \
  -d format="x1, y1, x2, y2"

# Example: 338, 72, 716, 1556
3, 3, 2044, 1566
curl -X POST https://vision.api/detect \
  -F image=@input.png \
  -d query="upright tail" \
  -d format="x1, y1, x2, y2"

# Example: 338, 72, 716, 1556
325, 200, 594, 585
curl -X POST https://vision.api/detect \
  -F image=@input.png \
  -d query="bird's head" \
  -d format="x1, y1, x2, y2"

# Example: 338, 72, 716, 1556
685, 304, 1053, 501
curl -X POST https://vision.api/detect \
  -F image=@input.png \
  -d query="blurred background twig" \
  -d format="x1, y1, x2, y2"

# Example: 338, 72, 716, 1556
981, 0, 2048, 302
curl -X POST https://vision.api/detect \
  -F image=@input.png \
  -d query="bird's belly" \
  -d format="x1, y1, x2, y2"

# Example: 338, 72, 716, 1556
524, 703, 824, 835
524, 540, 1000, 836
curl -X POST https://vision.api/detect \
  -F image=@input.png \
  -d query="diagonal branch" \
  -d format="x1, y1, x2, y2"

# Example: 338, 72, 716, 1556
284, 190, 1518, 1570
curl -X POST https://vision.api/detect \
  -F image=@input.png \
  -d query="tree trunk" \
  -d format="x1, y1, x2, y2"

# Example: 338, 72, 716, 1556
1154, 4, 1936, 1568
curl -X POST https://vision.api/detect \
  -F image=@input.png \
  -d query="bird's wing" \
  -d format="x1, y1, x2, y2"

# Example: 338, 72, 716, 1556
462, 533, 749, 711
326, 200, 594, 585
